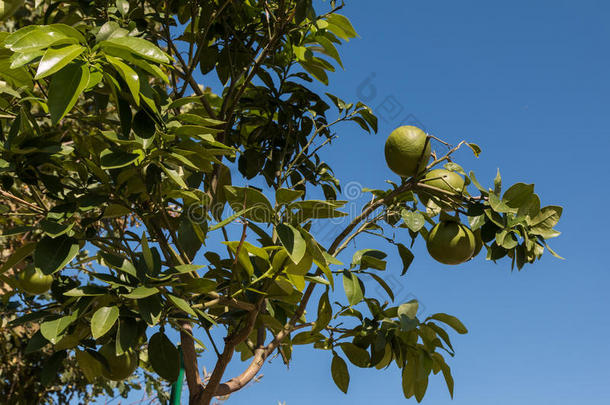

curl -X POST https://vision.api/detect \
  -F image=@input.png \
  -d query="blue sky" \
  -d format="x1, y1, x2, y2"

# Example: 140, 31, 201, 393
101, 1, 610, 404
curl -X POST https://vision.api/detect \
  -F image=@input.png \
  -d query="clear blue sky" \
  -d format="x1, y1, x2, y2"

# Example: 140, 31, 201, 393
105, 1, 610, 403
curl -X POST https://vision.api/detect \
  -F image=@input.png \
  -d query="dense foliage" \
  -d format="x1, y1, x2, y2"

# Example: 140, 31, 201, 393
0, 1, 562, 404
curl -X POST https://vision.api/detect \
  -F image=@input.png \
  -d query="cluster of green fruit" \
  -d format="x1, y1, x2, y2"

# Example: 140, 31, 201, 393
14, 267, 138, 381
385, 125, 481, 265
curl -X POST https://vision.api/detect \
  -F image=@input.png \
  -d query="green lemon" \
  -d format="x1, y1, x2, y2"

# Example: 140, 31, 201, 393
99, 344, 139, 381
17, 265, 53, 295
426, 221, 476, 265
384, 126, 431, 177
422, 169, 465, 194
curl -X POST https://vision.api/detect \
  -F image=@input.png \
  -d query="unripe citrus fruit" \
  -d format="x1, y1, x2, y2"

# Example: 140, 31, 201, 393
384, 126, 431, 177
426, 221, 476, 265
99, 344, 139, 381
17, 265, 53, 294
422, 169, 465, 194
470, 228, 483, 259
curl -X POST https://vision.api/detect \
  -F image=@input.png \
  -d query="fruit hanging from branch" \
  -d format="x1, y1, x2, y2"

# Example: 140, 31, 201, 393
422, 168, 466, 195
384, 125, 431, 177
382, 125, 561, 268
99, 344, 139, 382
17, 265, 53, 295
426, 220, 477, 265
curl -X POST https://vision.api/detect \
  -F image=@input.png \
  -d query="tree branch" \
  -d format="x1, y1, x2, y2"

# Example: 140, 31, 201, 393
179, 321, 204, 402
204, 139, 481, 397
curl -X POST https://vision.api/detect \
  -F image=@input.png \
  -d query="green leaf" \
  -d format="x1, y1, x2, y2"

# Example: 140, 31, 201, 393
467, 142, 481, 157
223, 185, 274, 223
352, 249, 386, 270
331, 354, 350, 393
91, 306, 119, 339
276, 223, 307, 264
276, 188, 304, 205
299, 60, 328, 85
168, 294, 197, 316
208, 207, 253, 231
116, 0, 129, 16
357, 106, 378, 133
313, 291, 332, 333
292, 331, 324, 345
116, 318, 139, 355
0, 224, 31, 237
314, 35, 343, 68
177, 217, 203, 260
35, 44, 85, 79
34, 235, 79, 275
140, 232, 154, 272
0, 242, 35, 274
369, 273, 394, 301
540, 240, 565, 260
6, 26, 70, 52
340, 342, 369, 367
123, 286, 159, 299
427, 313, 468, 334
493, 168, 502, 195
105, 55, 140, 105
198, 45, 218, 75
502, 183, 534, 211
488, 192, 512, 213
99, 252, 137, 278
40, 219, 73, 238
95, 22, 127, 43
402, 359, 416, 399
0, 57, 33, 88
530, 205, 562, 229
427, 322, 455, 353
40, 315, 74, 344
75, 349, 103, 382
132, 111, 156, 142
25, 330, 49, 354
172, 264, 205, 273
397, 243, 414, 276
326, 14, 358, 40
10, 48, 44, 69
41, 351, 67, 386
48, 62, 89, 124
138, 295, 163, 326
440, 361, 454, 398
64, 286, 107, 296
162, 165, 188, 188
414, 374, 429, 402
398, 300, 419, 319
468, 171, 488, 195
100, 148, 140, 169
48, 24, 86, 43
101, 36, 170, 64
342, 271, 363, 306
148, 332, 180, 381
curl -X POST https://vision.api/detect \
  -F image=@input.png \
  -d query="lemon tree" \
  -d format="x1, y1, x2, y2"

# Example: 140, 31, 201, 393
0, 2, 562, 405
